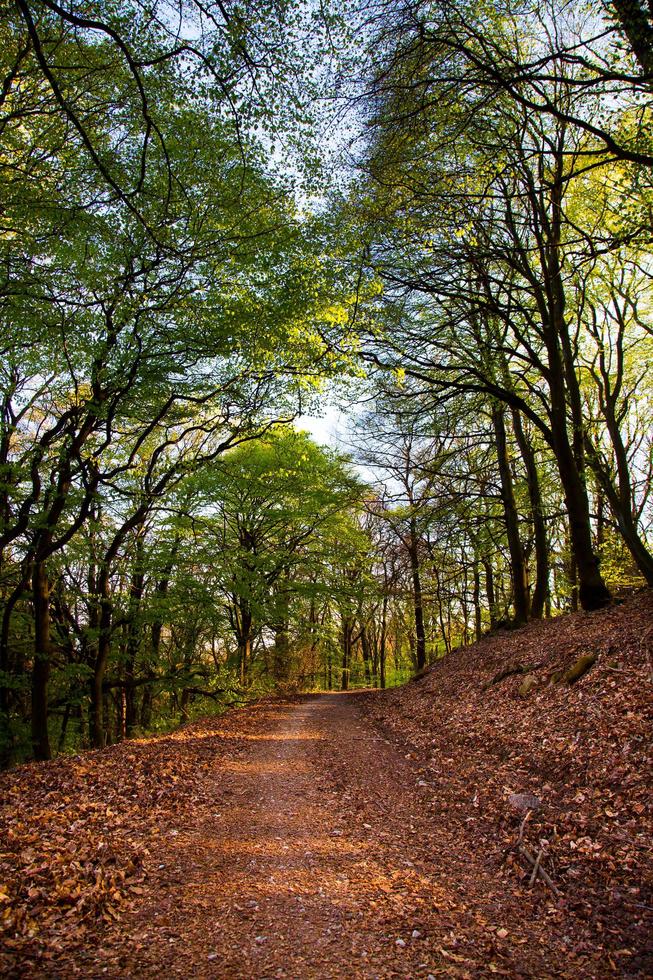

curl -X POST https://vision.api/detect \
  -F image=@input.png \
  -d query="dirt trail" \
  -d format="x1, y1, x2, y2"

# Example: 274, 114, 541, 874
121, 693, 463, 979
4, 690, 634, 978
4, 596, 652, 979
53, 693, 564, 979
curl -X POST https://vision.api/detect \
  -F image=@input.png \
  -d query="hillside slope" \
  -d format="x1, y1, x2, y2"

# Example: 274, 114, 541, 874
361, 591, 653, 976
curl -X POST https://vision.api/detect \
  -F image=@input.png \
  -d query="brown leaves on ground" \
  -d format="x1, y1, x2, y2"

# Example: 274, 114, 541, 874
0, 706, 274, 975
0, 594, 651, 979
360, 591, 653, 977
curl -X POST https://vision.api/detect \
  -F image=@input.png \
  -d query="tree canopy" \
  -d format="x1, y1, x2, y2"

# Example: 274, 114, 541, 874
1, 0, 651, 763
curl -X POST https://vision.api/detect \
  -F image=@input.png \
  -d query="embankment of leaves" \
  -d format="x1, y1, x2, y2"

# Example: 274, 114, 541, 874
0, 696, 281, 975
361, 591, 653, 974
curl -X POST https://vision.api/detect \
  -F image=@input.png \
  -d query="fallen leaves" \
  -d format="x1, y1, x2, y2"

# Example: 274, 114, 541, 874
0, 598, 652, 978
0, 713, 261, 976
360, 592, 653, 978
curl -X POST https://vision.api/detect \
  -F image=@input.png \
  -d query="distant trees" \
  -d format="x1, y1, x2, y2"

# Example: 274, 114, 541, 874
180, 429, 365, 685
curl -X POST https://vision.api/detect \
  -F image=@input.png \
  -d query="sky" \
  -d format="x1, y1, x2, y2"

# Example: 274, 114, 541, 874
297, 403, 387, 491
296, 406, 348, 449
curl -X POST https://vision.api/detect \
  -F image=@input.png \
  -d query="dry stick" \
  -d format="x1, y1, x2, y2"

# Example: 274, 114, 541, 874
517, 810, 531, 845
528, 847, 544, 887
505, 809, 561, 896
519, 844, 560, 896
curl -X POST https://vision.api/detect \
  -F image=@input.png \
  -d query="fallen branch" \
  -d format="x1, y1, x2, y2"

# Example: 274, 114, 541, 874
502, 808, 532, 859
503, 805, 560, 896
562, 651, 598, 685
528, 846, 543, 887
519, 844, 560, 895
517, 810, 531, 846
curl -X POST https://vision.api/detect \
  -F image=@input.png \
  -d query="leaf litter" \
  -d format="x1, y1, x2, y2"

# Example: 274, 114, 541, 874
0, 593, 651, 978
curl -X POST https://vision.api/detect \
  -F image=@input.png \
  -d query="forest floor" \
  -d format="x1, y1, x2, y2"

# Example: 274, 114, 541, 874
1, 593, 652, 979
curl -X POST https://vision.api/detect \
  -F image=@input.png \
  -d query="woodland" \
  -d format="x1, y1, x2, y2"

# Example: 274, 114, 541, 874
0, 0, 652, 769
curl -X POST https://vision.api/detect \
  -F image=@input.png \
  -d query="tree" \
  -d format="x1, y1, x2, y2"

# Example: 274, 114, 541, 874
339, 0, 653, 610
0, 0, 361, 761
178, 429, 365, 685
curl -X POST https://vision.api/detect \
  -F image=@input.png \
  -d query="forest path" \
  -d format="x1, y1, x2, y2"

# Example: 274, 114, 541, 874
88, 692, 553, 979
124, 692, 466, 979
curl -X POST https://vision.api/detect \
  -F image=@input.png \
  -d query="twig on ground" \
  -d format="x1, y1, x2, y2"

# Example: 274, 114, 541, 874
528, 847, 543, 887
519, 844, 560, 895
517, 811, 530, 844
503, 808, 560, 896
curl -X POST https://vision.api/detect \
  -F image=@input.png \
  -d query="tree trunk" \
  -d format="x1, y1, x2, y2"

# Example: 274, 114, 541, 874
341, 617, 352, 690
553, 418, 609, 609
473, 562, 482, 641
31, 559, 51, 761
483, 558, 498, 628
545, 166, 611, 612
461, 563, 469, 645
0, 576, 29, 766
434, 566, 451, 653
180, 686, 190, 722
273, 623, 290, 684
511, 408, 549, 618
124, 545, 145, 737
567, 546, 579, 612
492, 406, 530, 624
90, 588, 112, 749
241, 630, 252, 686
57, 703, 71, 754
379, 586, 388, 689
236, 603, 253, 686
273, 577, 291, 684
407, 520, 427, 669
140, 682, 154, 730
116, 687, 126, 742
360, 625, 372, 685
124, 676, 138, 737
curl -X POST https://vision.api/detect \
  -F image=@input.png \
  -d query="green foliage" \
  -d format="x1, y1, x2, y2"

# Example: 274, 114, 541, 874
1, 0, 651, 763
